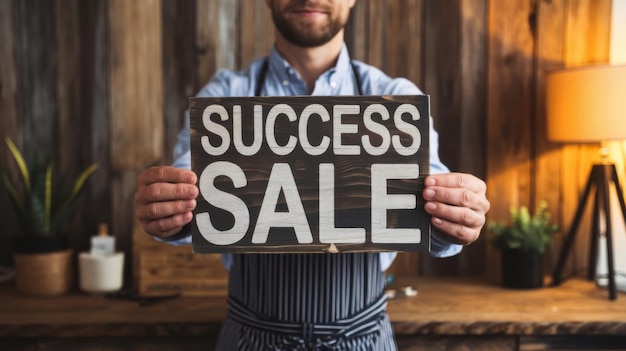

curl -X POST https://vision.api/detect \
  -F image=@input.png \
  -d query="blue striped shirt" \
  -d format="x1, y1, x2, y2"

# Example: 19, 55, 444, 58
167, 44, 462, 270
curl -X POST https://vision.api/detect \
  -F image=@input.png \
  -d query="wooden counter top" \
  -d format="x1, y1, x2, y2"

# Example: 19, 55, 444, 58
1, 277, 625, 338
388, 276, 626, 336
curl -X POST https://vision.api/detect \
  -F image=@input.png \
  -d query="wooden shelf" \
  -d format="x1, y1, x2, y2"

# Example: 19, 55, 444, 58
1, 277, 625, 338
388, 276, 626, 336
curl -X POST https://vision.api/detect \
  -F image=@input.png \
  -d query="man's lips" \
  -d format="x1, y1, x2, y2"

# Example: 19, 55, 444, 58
290, 7, 329, 15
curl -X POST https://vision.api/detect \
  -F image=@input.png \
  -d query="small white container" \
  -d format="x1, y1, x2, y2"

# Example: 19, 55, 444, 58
91, 223, 115, 256
79, 252, 124, 294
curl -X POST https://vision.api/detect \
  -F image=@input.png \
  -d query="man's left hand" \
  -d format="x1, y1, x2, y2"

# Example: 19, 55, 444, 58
422, 173, 490, 245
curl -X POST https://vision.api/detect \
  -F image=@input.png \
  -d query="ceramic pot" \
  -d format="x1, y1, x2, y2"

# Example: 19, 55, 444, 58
79, 252, 124, 294
501, 249, 544, 289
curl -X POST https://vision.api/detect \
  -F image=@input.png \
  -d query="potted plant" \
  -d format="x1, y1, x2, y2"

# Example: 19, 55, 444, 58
488, 201, 559, 289
0, 137, 98, 296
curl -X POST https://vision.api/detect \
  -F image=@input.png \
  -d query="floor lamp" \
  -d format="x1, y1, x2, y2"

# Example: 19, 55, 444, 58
546, 64, 626, 300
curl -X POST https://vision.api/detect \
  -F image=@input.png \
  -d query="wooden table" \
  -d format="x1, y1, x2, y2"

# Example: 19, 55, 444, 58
1, 277, 625, 350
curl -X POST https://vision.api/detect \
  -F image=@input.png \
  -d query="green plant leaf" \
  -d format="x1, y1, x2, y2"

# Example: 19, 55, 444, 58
45, 163, 53, 234
30, 191, 46, 236
5, 138, 31, 193
488, 201, 559, 253
71, 164, 98, 199
2, 138, 99, 238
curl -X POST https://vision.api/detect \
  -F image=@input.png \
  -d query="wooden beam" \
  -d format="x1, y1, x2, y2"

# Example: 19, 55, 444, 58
108, 0, 164, 260
486, 0, 536, 282
13, 0, 58, 158
534, 0, 566, 275
108, 0, 163, 170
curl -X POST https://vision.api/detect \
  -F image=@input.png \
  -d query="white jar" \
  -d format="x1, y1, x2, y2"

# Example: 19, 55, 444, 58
79, 252, 124, 294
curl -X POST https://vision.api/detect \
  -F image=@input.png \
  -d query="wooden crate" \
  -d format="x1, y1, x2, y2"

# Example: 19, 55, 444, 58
132, 221, 228, 297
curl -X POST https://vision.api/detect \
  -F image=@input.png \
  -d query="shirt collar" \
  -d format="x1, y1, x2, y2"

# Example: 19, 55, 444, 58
267, 44, 353, 91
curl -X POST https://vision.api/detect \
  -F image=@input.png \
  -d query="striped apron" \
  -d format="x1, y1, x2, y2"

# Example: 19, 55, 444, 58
215, 58, 395, 350
215, 253, 396, 350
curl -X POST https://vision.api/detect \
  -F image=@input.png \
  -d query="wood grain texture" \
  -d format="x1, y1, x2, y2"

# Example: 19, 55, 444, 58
55, 0, 81, 173
365, 0, 385, 69
1, 277, 626, 338
112, 170, 140, 271
196, 0, 237, 87
422, 0, 488, 277
108, 0, 163, 170
0, 0, 19, 246
162, 0, 197, 166
82, 0, 112, 252
55, 0, 99, 252
534, 0, 566, 275
237, 0, 274, 68
0, 338, 218, 351
395, 335, 516, 351
386, 0, 424, 87
0, 0, 18, 144
132, 219, 228, 297
486, 0, 536, 282
13, 0, 57, 159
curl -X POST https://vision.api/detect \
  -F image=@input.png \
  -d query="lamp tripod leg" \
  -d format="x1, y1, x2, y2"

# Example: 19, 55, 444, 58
587, 187, 601, 281
552, 166, 596, 286
604, 164, 626, 300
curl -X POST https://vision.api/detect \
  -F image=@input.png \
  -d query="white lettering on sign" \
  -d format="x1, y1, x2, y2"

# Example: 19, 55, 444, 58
233, 105, 263, 156
252, 163, 313, 244
299, 104, 331, 156
393, 104, 421, 156
319, 163, 366, 243
196, 163, 421, 245
196, 161, 249, 245
371, 164, 421, 243
201, 105, 230, 156
333, 105, 361, 156
198, 103, 422, 157
266, 104, 298, 156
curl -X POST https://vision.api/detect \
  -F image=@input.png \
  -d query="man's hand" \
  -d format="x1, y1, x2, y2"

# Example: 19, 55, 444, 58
422, 173, 490, 245
135, 166, 198, 238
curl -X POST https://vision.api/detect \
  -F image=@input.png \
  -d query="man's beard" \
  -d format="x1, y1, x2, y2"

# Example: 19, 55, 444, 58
270, 1, 348, 48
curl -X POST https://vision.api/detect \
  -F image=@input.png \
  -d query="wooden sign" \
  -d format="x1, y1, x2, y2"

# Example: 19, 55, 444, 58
189, 95, 431, 253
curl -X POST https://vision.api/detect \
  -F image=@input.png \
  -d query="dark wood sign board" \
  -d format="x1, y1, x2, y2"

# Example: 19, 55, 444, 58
189, 95, 431, 253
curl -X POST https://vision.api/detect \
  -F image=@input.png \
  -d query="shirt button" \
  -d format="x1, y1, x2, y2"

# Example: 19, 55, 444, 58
283, 80, 289, 86
330, 81, 337, 88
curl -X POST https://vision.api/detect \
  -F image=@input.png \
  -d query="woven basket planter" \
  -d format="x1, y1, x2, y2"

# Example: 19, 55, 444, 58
13, 249, 73, 297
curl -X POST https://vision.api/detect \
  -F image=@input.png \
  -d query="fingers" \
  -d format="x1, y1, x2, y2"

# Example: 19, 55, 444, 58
135, 181, 199, 205
424, 201, 484, 245
138, 166, 197, 187
136, 198, 197, 222
138, 211, 194, 238
423, 172, 490, 245
425, 173, 487, 196
135, 166, 199, 238
423, 173, 489, 213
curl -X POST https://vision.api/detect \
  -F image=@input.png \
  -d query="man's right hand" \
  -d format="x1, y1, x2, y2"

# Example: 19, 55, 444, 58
135, 166, 198, 238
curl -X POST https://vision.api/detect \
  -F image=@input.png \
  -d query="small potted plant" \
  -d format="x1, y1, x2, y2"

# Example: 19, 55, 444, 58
0, 137, 98, 296
488, 200, 559, 289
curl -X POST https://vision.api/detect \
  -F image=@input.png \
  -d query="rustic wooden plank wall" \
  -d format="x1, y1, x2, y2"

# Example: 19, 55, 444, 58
0, 0, 619, 282
486, 0, 614, 282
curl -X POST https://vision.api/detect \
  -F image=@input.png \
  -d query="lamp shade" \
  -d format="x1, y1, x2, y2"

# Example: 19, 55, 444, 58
546, 64, 626, 143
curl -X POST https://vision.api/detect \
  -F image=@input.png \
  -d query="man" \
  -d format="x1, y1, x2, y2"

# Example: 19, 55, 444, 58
135, 0, 490, 349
